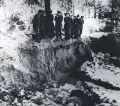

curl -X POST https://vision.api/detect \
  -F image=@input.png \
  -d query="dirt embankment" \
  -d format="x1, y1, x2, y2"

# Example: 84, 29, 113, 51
17, 39, 92, 87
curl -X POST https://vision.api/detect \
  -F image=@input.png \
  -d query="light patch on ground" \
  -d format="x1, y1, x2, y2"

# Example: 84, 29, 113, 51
82, 18, 106, 39
86, 82, 120, 106
81, 53, 120, 88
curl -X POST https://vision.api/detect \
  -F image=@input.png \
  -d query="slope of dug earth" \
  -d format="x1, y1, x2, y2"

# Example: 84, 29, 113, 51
18, 38, 93, 86
0, 30, 92, 89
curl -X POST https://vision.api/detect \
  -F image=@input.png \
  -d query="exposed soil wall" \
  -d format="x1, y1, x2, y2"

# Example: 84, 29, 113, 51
17, 39, 92, 87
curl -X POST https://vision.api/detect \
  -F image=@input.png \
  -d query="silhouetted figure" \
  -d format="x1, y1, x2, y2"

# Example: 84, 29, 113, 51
73, 16, 77, 38
55, 11, 63, 39
71, 15, 74, 38
64, 13, 73, 40
73, 15, 81, 38
80, 16, 84, 36
32, 10, 42, 42
40, 11, 46, 38
45, 10, 54, 38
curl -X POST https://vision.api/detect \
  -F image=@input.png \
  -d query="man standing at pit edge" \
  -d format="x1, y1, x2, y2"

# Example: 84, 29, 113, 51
80, 16, 84, 36
55, 11, 63, 39
32, 10, 43, 42
64, 13, 73, 40
45, 10, 54, 38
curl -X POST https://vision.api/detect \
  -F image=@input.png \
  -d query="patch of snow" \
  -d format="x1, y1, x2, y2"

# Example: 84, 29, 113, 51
81, 53, 120, 88
86, 82, 120, 106
82, 18, 106, 39
60, 84, 77, 93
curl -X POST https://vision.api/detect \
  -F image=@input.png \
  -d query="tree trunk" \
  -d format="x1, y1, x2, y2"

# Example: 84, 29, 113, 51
111, 3, 114, 22
93, 0, 96, 18
94, 6, 96, 18
44, 0, 50, 14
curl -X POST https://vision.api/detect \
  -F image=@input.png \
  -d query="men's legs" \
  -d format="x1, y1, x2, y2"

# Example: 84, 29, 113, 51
58, 27, 62, 39
41, 24, 45, 38
80, 25, 83, 36
64, 25, 67, 40
71, 27, 74, 38
36, 27, 41, 42
74, 27, 78, 38
69, 27, 72, 39
49, 24, 54, 38
65, 28, 69, 40
40, 27, 43, 40
55, 26, 59, 39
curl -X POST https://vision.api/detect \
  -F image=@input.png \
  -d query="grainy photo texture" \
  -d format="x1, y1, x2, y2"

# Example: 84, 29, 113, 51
0, 0, 120, 106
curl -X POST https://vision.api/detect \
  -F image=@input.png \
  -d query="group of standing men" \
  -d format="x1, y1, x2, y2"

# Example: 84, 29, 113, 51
32, 10, 84, 42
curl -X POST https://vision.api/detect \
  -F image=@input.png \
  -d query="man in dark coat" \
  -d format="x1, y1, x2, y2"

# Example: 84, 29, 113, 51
64, 13, 73, 40
80, 16, 84, 36
73, 16, 79, 38
40, 11, 46, 39
32, 10, 42, 42
55, 11, 63, 39
45, 10, 54, 38
77, 15, 82, 38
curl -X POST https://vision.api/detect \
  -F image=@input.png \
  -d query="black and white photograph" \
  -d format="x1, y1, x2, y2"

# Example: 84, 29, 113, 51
0, 0, 120, 106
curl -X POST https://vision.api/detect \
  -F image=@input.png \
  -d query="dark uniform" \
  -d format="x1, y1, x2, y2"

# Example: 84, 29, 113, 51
55, 11, 63, 39
73, 16, 80, 38
40, 11, 45, 38
64, 14, 73, 40
45, 10, 54, 38
32, 10, 41, 42
80, 16, 84, 36
32, 10, 45, 42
